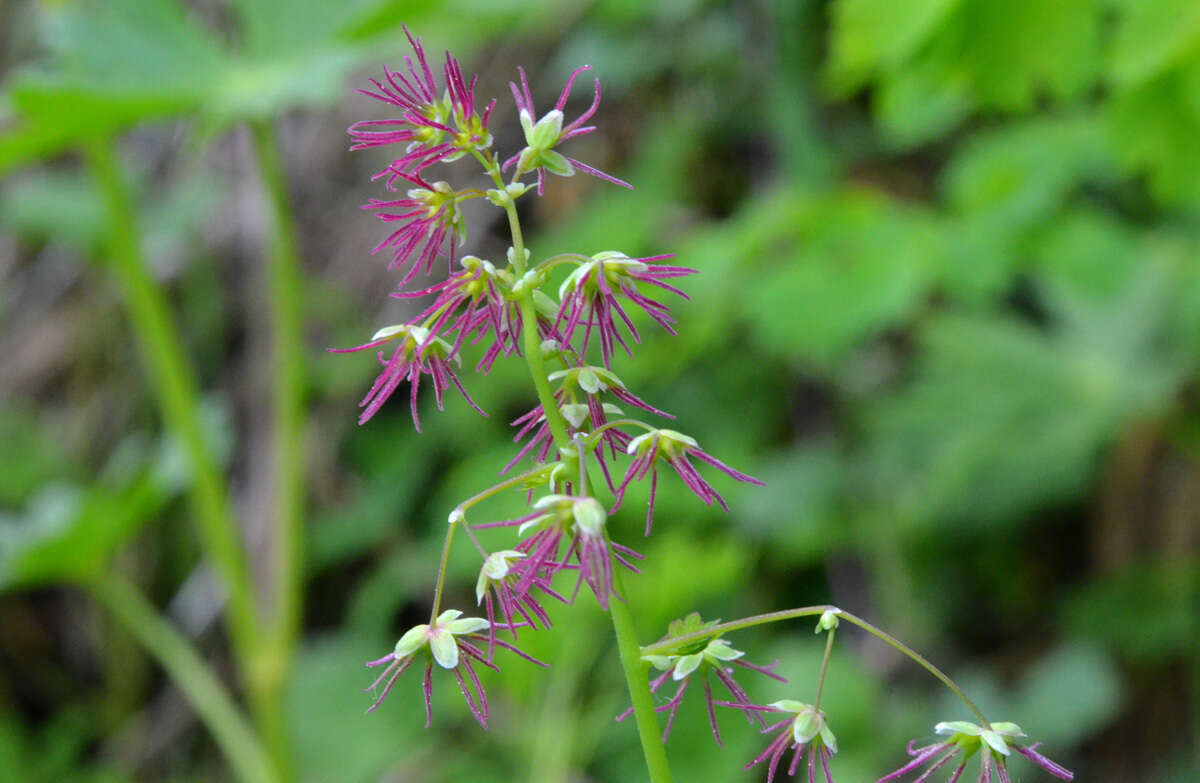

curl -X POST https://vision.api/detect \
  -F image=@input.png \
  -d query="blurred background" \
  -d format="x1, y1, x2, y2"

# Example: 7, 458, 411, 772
1, 0, 1198, 781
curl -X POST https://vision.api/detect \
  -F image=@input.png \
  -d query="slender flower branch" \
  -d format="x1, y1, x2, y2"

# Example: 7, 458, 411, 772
430, 512, 460, 623
641, 606, 990, 726
813, 626, 835, 712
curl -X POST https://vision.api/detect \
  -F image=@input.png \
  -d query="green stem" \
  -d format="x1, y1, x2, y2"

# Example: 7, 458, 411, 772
88, 577, 276, 783
430, 515, 459, 622
498, 192, 671, 781
84, 138, 261, 673
640, 606, 990, 725
813, 627, 835, 711
248, 119, 306, 783
609, 573, 674, 783
250, 120, 306, 655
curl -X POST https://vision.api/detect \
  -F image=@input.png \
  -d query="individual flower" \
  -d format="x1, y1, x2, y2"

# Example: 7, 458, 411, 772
474, 548, 564, 660
503, 391, 631, 487
363, 609, 541, 728
475, 495, 642, 609
614, 428, 765, 535
547, 365, 675, 420
503, 65, 632, 195
349, 26, 494, 174
741, 701, 838, 783
617, 622, 786, 745
329, 324, 484, 429
365, 172, 469, 284
393, 254, 517, 361
878, 721, 1074, 783
555, 251, 696, 368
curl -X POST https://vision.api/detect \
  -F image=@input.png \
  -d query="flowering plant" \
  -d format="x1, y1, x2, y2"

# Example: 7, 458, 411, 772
336, 28, 1077, 783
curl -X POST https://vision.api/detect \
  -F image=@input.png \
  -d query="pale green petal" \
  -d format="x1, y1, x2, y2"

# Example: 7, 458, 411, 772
990, 722, 1025, 738
530, 110, 564, 148
395, 625, 429, 657
370, 324, 407, 342
444, 616, 489, 636
578, 368, 602, 394
819, 722, 838, 754
642, 655, 676, 671
981, 730, 1010, 756
792, 710, 821, 744
429, 629, 459, 669
435, 609, 463, 625
704, 639, 745, 662
572, 498, 607, 535
519, 109, 535, 142
936, 720, 983, 736
768, 699, 809, 713
540, 150, 575, 177
673, 652, 703, 680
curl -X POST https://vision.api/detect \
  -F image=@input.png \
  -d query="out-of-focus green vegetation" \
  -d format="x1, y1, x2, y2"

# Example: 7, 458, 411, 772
0, 1, 1197, 781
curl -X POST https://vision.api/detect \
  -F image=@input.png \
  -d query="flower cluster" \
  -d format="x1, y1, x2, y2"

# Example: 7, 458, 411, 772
618, 613, 786, 745
879, 721, 1074, 783
337, 29, 1072, 783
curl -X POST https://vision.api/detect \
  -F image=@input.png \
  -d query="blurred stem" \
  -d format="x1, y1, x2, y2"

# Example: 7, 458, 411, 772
248, 119, 306, 783
609, 575, 674, 783
501, 196, 672, 782
813, 627, 835, 711
88, 576, 276, 783
641, 606, 990, 726
84, 138, 261, 675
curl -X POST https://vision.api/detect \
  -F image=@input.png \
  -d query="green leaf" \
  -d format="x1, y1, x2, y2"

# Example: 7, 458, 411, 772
1065, 562, 1200, 662
957, 0, 1100, 110
742, 190, 938, 365
1007, 644, 1123, 747
1110, 0, 1200, 88
0, 476, 167, 590
826, 0, 963, 93
864, 278, 1187, 530
1108, 65, 1200, 204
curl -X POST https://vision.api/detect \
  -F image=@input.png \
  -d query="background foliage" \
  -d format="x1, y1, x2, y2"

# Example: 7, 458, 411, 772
1, 1, 1197, 781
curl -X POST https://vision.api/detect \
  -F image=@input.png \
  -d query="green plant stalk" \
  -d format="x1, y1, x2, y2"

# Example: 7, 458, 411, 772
641, 606, 990, 726
248, 119, 306, 783
501, 199, 673, 783
813, 627, 835, 711
84, 138, 261, 674
89, 576, 276, 783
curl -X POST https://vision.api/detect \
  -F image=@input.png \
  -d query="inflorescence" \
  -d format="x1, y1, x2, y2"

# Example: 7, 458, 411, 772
335, 27, 1075, 783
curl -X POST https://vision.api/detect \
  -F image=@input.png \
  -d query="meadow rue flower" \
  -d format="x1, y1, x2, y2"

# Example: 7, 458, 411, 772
349, 26, 494, 175
556, 251, 696, 368
391, 255, 518, 362
547, 365, 675, 419
741, 701, 838, 783
614, 428, 765, 535
877, 721, 1074, 783
618, 618, 786, 745
503, 65, 632, 195
363, 609, 541, 728
474, 495, 642, 609
365, 172, 469, 284
504, 392, 631, 487
328, 324, 485, 429
474, 549, 564, 660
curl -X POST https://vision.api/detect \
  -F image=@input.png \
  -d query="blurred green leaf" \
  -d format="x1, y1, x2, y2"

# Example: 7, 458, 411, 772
826, 0, 961, 93
865, 276, 1187, 530
1110, 0, 1200, 88
1065, 561, 1200, 662
0, 476, 166, 590
741, 190, 938, 365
